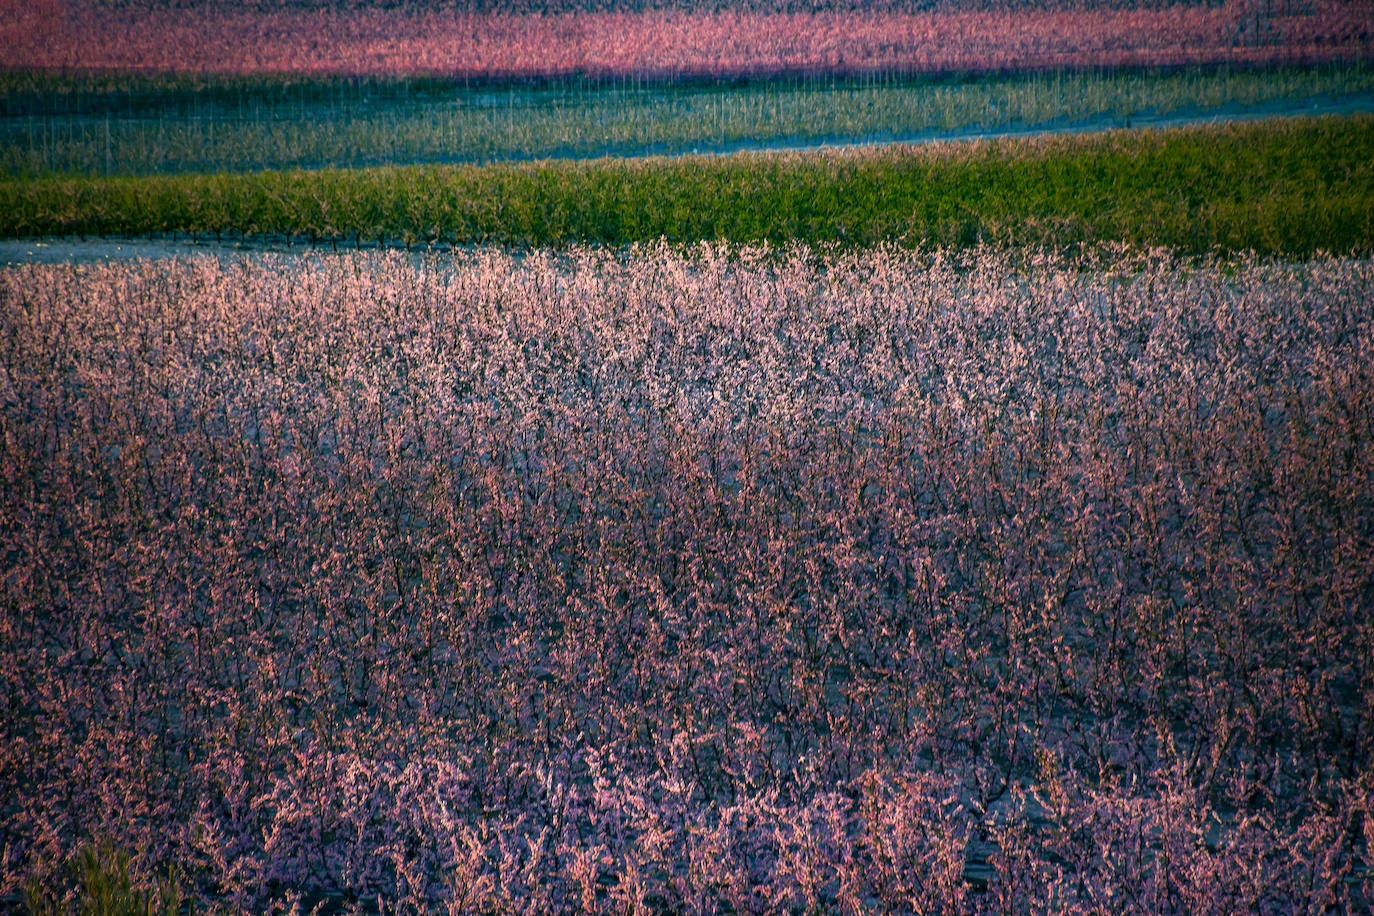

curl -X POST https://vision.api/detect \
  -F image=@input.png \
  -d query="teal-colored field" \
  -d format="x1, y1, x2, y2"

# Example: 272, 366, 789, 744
2, 64, 1371, 178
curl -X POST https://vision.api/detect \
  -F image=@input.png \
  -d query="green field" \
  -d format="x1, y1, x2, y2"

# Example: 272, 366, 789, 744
3, 64, 1371, 178
4, 115, 1370, 255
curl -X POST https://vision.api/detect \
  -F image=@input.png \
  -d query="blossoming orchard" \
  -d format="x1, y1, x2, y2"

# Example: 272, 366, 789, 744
3, 247, 1371, 910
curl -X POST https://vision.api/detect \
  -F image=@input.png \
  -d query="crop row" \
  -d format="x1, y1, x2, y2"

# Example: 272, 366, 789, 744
3, 244, 1371, 910
7, 0, 1371, 79
3, 116, 1371, 255
3, 64, 1372, 178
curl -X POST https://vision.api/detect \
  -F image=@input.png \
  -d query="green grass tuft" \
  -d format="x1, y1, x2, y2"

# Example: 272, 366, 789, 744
23, 843, 185, 916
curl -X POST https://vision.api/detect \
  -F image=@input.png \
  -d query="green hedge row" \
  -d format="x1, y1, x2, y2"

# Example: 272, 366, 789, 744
3, 115, 1370, 254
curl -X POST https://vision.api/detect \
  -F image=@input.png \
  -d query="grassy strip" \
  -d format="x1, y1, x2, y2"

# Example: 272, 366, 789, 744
3, 64, 1371, 178
2, 115, 1370, 254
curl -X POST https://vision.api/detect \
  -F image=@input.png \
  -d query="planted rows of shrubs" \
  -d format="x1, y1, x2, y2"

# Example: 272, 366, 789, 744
3, 116, 1372, 255
3, 245, 1371, 910
6, 65, 1370, 178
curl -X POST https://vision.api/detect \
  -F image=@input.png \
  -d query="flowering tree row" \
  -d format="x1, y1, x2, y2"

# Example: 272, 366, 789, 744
5, 0, 1370, 79
2, 244, 1370, 910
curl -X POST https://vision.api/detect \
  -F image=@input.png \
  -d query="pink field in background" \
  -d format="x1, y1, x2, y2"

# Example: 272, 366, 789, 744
3, 0, 1371, 78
